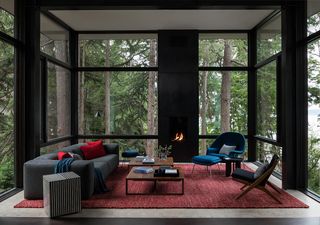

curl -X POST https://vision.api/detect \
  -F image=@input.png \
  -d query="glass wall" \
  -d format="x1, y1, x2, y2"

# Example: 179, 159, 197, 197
40, 13, 69, 63
47, 63, 71, 140
0, 1, 15, 194
40, 14, 71, 154
78, 34, 158, 156
79, 71, 157, 135
256, 13, 282, 174
256, 60, 277, 140
198, 33, 248, 154
257, 13, 281, 63
307, 38, 320, 196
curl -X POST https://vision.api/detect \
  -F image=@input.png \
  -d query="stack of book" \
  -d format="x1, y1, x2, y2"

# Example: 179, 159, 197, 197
142, 157, 155, 164
133, 167, 154, 174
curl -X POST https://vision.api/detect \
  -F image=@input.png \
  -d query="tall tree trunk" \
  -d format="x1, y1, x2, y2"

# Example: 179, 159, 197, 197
55, 41, 70, 148
79, 43, 85, 137
104, 40, 111, 143
221, 40, 232, 132
200, 44, 210, 154
146, 40, 157, 157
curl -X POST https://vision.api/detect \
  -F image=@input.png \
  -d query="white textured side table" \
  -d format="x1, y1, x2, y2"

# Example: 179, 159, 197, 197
43, 172, 81, 218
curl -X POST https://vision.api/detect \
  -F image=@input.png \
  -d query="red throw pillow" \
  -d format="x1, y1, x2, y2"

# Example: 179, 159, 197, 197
80, 142, 106, 160
57, 151, 71, 160
87, 140, 103, 146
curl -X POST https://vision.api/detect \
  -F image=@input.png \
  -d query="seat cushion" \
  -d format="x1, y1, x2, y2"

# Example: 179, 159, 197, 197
207, 153, 228, 158
122, 150, 139, 158
254, 163, 269, 179
192, 155, 221, 165
232, 168, 255, 182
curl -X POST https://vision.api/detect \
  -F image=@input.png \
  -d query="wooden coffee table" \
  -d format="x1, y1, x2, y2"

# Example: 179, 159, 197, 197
128, 157, 174, 170
126, 166, 184, 195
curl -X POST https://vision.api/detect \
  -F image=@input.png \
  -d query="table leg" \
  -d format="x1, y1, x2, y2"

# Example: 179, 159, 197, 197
235, 161, 241, 169
225, 161, 231, 177
182, 179, 184, 195
126, 179, 128, 195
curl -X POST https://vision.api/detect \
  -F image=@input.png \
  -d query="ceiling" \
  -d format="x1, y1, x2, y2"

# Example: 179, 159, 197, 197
49, 10, 274, 31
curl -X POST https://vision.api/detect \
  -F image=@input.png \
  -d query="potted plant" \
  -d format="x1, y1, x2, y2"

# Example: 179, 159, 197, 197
155, 145, 172, 160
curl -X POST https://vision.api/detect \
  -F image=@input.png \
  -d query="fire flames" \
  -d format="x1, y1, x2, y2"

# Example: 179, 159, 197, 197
172, 132, 184, 142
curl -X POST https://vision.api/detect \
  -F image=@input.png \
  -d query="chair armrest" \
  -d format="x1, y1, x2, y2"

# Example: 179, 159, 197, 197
207, 147, 219, 155
103, 143, 119, 155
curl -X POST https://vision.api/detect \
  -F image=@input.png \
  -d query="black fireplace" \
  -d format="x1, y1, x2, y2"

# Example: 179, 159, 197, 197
158, 30, 199, 162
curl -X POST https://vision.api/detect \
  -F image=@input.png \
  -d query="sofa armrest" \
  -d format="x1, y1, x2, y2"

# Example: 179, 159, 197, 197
24, 159, 95, 200
103, 143, 119, 155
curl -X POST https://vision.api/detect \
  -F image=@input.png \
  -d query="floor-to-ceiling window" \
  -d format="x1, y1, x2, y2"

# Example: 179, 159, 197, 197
78, 34, 158, 158
198, 33, 248, 156
255, 12, 282, 174
0, 1, 16, 195
40, 13, 72, 154
307, 0, 320, 197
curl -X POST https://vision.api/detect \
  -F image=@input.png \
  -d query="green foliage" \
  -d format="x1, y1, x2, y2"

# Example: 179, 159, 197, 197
0, 27, 14, 192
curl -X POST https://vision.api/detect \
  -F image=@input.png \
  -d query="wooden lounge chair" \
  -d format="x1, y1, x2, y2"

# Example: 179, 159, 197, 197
232, 154, 282, 203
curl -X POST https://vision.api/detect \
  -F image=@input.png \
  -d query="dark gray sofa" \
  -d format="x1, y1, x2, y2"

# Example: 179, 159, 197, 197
24, 143, 119, 200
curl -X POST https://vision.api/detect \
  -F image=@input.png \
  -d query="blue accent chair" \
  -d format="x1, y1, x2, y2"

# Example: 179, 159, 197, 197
206, 132, 246, 159
192, 132, 245, 176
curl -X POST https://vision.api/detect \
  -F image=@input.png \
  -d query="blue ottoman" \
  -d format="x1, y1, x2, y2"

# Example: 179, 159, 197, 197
122, 150, 140, 158
192, 155, 221, 176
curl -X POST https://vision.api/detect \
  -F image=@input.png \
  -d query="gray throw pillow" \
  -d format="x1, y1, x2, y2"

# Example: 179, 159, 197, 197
219, 144, 236, 155
254, 163, 269, 179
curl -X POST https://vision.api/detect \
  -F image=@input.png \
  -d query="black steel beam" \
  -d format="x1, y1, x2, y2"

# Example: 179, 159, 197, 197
77, 67, 158, 72
77, 135, 158, 139
14, 0, 26, 189
199, 67, 248, 71
39, 0, 282, 10
295, 0, 308, 190
70, 31, 78, 145
24, 1, 41, 161
40, 52, 72, 69
247, 29, 257, 162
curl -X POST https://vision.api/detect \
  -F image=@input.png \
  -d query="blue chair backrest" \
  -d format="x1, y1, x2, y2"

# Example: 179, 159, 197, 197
209, 132, 245, 154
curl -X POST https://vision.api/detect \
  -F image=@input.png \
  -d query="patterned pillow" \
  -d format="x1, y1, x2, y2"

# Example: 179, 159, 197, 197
68, 152, 83, 160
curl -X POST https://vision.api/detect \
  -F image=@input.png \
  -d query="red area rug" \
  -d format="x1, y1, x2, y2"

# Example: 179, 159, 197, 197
15, 164, 308, 208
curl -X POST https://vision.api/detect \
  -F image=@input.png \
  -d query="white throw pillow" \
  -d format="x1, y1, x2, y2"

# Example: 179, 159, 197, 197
219, 144, 236, 155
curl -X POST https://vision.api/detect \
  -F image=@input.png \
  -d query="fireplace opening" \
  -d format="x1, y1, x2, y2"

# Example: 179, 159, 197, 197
170, 117, 187, 142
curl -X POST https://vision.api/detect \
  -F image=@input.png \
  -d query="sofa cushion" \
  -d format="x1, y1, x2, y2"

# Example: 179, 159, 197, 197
34, 152, 58, 160
80, 142, 106, 160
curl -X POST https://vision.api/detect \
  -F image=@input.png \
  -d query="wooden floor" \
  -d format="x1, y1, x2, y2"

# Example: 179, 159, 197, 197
0, 218, 320, 225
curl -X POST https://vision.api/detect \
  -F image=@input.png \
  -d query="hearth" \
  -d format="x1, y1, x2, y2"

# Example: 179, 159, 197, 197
170, 117, 187, 143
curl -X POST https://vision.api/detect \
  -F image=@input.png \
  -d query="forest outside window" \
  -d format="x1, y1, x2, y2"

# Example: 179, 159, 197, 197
79, 34, 157, 67
40, 13, 70, 64
257, 141, 282, 174
257, 13, 281, 63
47, 63, 71, 140
307, 38, 320, 196
198, 71, 247, 153
308, 0, 320, 36
0, 40, 15, 194
78, 71, 158, 136
199, 33, 248, 67
256, 61, 277, 140
0, 1, 14, 37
